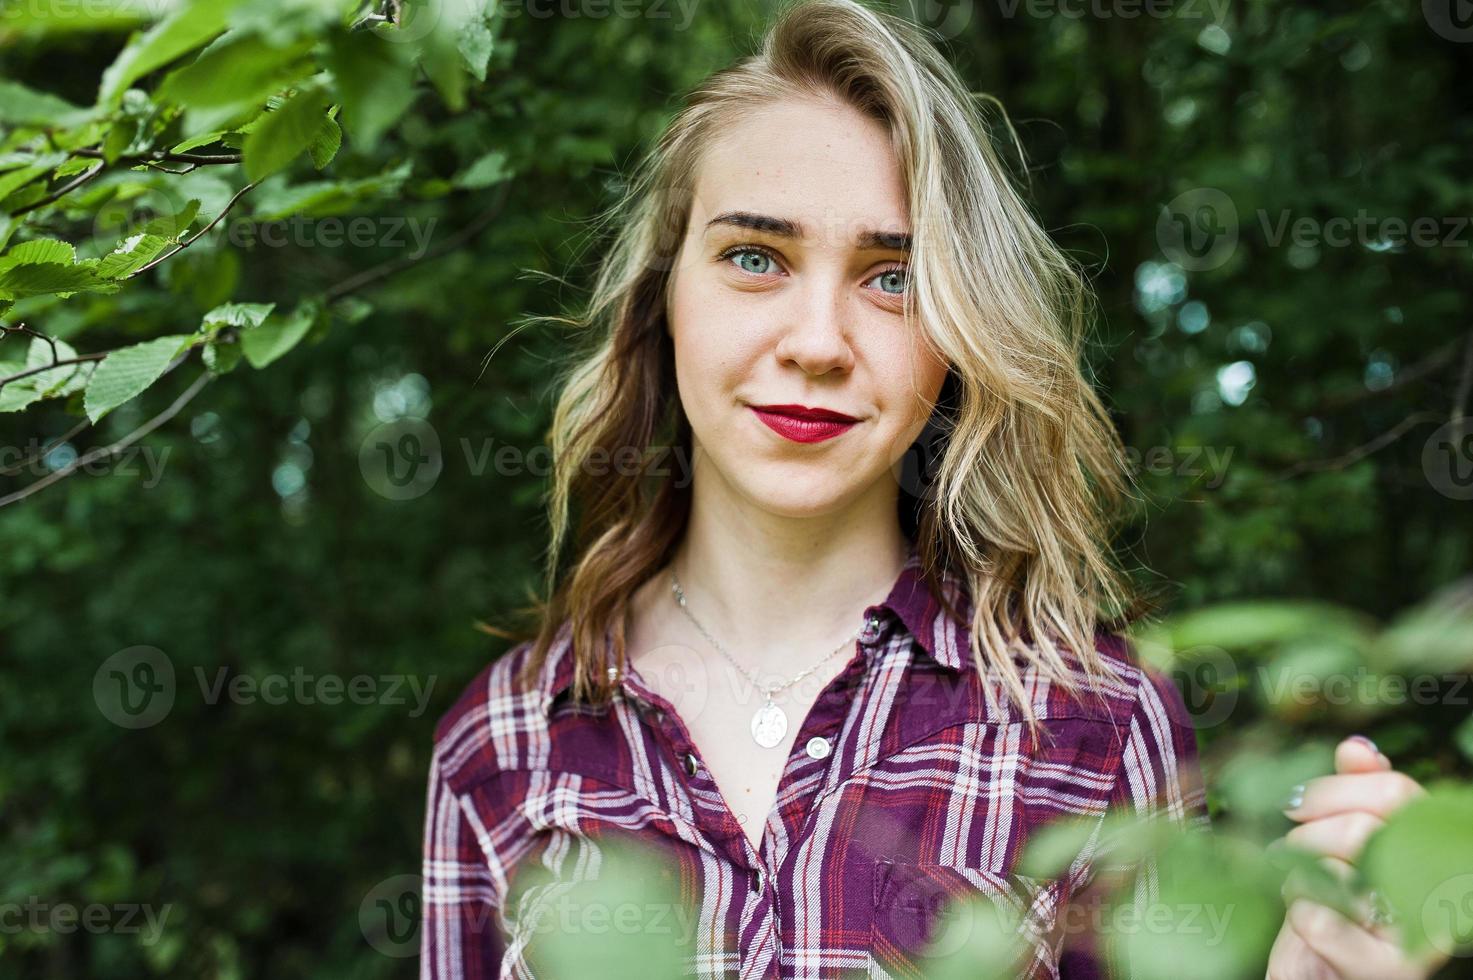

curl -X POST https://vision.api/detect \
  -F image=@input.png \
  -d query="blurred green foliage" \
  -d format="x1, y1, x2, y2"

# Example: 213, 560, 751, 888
0, 0, 1469, 976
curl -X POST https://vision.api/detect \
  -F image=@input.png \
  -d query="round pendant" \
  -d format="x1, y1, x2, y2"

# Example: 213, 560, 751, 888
751, 701, 788, 748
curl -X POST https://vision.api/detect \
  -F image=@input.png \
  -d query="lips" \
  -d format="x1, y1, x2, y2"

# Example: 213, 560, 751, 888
749, 404, 860, 444
751, 404, 859, 423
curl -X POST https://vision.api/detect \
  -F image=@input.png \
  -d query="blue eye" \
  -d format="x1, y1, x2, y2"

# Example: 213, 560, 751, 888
726, 247, 777, 275
868, 268, 908, 295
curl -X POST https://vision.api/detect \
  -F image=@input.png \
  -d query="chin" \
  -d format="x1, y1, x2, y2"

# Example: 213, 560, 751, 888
739, 474, 857, 519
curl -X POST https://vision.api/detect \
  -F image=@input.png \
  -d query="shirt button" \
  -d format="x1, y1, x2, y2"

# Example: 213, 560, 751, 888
684, 752, 699, 777
805, 736, 832, 760
858, 614, 882, 645
750, 868, 765, 892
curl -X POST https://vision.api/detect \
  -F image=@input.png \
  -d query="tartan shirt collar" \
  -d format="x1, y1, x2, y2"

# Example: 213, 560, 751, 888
538, 537, 975, 716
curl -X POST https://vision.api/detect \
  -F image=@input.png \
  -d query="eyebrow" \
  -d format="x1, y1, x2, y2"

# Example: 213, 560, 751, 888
704, 210, 911, 252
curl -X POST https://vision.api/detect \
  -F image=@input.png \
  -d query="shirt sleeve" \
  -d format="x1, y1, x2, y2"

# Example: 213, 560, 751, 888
420, 748, 507, 980
1057, 662, 1212, 979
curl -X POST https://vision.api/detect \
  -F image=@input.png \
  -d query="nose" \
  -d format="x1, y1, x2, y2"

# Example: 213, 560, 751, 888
771, 275, 855, 377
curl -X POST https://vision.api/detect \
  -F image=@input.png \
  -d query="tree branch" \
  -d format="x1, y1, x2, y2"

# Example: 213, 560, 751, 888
73, 148, 243, 166
130, 178, 261, 279
10, 162, 107, 218
0, 367, 212, 508
0, 416, 93, 477
1310, 338, 1465, 413
1273, 411, 1446, 481
323, 181, 511, 301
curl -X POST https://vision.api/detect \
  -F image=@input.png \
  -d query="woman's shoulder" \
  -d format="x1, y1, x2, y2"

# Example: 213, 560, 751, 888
1027, 626, 1194, 734
428, 620, 575, 796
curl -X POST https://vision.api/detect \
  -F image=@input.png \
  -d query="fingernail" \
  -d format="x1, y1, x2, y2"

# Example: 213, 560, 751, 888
1282, 783, 1305, 812
1348, 733, 1379, 754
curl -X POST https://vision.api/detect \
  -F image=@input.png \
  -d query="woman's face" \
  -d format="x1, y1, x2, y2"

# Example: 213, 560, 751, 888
666, 94, 950, 521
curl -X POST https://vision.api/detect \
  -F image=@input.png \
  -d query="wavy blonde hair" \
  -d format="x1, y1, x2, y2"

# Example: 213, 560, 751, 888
500, 0, 1145, 737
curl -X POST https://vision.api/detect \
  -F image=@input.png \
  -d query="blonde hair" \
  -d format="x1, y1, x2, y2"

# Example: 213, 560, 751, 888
501, 0, 1143, 738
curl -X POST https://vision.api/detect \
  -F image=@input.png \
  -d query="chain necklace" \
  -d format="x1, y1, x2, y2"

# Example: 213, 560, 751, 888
669, 571, 867, 748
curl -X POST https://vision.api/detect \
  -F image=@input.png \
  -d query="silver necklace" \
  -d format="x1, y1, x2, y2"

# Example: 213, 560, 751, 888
669, 571, 865, 748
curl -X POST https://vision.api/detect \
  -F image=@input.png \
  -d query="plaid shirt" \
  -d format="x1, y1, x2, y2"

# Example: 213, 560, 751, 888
422, 543, 1211, 979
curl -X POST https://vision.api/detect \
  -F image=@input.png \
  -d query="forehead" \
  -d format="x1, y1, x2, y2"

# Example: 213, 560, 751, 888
690, 96, 910, 245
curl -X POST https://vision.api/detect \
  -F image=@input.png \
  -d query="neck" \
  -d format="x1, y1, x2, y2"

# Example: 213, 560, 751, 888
664, 471, 911, 683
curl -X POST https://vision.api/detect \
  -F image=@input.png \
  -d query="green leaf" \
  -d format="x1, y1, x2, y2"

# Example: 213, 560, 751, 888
169, 130, 231, 154
202, 339, 242, 375
241, 303, 316, 368
247, 161, 412, 220
96, 233, 171, 279
0, 154, 68, 205
0, 0, 152, 36
158, 33, 316, 111
202, 301, 275, 331
83, 334, 195, 423
98, 0, 237, 106
24, 337, 91, 397
458, 15, 498, 82
0, 81, 91, 127
0, 239, 78, 269
0, 262, 105, 299
0, 373, 45, 414
1375, 581, 1473, 674
308, 112, 342, 171
418, 0, 472, 113
453, 150, 510, 190
141, 199, 202, 241
1361, 784, 1473, 958
1110, 833, 1282, 980
243, 83, 332, 182
325, 32, 417, 153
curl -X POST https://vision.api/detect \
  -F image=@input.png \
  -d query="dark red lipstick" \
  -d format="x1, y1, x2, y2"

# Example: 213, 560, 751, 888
749, 404, 860, 444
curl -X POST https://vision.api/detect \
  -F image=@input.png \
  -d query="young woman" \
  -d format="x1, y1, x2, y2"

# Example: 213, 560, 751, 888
421, 2, 1441, 977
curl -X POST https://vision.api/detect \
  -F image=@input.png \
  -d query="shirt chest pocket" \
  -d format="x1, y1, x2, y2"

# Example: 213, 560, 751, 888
868, 859, 1062, 980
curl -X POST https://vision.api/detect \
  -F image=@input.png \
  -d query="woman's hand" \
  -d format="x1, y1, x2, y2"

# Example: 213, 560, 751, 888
1264, 735, 1448, 980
